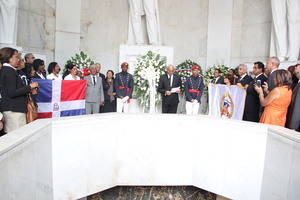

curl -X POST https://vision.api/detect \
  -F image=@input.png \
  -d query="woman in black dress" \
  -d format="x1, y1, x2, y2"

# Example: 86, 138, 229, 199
102, 70, 116, 112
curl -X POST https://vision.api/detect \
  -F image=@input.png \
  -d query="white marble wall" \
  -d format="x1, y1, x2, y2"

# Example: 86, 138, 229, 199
17, 0, 56, 63
80, 0, 209, 73
158, 0, 208, 67
206, 0, 233, 67
80, 0, 129, 74
231, 0, 272, 66
14, 0, 274, 70
55, 0, 81, 67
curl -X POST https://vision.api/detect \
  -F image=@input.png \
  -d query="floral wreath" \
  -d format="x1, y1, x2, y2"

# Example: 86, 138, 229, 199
176, 59, 202, 90
65, 51, 95, 76
133, 51, 166, 111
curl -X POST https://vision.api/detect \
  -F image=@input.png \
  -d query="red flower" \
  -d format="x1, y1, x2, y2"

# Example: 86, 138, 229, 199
82, 68, 90, 76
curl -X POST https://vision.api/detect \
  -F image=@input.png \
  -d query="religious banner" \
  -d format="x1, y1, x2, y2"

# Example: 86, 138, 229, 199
33, 79, 87, 119
208, 84, 246, 120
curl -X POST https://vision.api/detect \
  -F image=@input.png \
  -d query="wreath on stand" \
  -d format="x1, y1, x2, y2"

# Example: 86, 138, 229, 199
176, 59, 202, 91
65, 51, 95, 76
133, 51, 166, 112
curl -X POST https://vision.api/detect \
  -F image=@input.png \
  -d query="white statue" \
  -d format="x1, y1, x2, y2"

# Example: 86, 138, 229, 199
128, 0, 161, 45
270, 0, 300, 61
0, 0, 19, 46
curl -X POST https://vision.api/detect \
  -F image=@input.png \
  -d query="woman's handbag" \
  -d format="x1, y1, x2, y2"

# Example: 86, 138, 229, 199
26, 94, 38, 123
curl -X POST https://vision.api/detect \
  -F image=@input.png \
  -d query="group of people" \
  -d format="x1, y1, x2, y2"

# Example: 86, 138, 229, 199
0, 47, 133, 133
0, 46, 299, 135
211, 57, 300, 131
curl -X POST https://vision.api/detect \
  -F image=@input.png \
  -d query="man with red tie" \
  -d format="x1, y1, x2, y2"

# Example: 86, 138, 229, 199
184, 65, 205, 115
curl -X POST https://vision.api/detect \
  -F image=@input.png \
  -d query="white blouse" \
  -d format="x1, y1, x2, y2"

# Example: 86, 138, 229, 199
47, 73, 62, 80
64, 74, 80, 80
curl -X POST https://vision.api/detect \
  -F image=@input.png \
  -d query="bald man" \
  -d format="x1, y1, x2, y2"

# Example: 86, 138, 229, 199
157, 65, 182, 113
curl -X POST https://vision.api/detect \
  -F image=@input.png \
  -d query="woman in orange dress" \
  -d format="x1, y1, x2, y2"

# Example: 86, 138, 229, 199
254, 69, 292, 127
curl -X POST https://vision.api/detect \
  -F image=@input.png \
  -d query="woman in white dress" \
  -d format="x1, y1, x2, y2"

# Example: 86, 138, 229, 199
47, 62, 62, 80
63, 63, 80, 80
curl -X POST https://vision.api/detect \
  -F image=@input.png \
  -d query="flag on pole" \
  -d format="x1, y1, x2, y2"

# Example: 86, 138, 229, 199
33, 79, 87, 119
208, 84, 246, 120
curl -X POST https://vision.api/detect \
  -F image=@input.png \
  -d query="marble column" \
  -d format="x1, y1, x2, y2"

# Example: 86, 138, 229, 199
0, 0, 20, 49
206, 0, 233, 68
55, 0, 81, 66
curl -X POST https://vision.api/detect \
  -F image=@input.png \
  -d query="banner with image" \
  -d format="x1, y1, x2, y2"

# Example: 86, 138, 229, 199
208, 84, 246, 120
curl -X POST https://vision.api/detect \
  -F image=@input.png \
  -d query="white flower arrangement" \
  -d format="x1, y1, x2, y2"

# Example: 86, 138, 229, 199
204, 64, 230, 83
66, 51, 95, 71
133, 51, 166, 112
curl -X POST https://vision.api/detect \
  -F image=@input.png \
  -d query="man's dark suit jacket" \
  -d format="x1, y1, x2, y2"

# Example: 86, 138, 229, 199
157, 74, 182, 104
267, 70, 277, 91
237, 74, 253, 86
243, 74, 267, 122
286, 82, 300, 131
211, 76, 225, 84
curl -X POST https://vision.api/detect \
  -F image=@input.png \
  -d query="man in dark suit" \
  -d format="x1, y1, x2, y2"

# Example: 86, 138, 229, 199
264, 57, 280, 93
158, 65, 182, 113
211, 69, 225, 84
243, 62, 267, 122
286, 64, 300, 131
236, 64, 253, 87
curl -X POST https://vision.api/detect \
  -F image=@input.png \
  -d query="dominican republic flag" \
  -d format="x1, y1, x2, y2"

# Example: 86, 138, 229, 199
33, 79, 87, 119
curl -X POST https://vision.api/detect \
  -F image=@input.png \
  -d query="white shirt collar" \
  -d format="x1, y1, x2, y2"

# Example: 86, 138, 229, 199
240, 73, 247, 80
3, 63, 16, 71
270, 68, 278, 74
255, 73, 263, 78
37, 72, 46, 79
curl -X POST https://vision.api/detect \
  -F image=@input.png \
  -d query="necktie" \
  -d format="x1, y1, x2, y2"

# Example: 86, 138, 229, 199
93, 76, 96, 86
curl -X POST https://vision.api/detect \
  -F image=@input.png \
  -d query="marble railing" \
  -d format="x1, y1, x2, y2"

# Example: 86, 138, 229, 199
0, 113, 299, 200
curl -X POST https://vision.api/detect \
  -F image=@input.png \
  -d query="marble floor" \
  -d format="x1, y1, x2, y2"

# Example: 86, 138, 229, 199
85, 186, 216, 200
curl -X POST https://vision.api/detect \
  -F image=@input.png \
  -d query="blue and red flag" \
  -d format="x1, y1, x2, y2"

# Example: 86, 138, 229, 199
33, 79, 87, 119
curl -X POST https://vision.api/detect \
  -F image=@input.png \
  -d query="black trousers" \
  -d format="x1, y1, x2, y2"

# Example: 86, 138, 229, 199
102, 100, 116, 113
243, 112, 259, 122
162, 101, 178, 113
